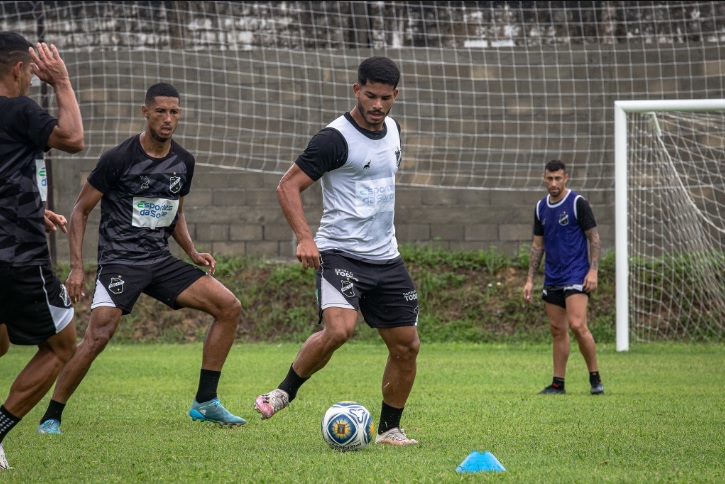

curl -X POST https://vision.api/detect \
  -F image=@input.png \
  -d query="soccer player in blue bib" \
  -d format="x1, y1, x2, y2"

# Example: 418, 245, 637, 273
0, 32, 84, 470
523, 160, 604, 395
36, 83, 246, 434
254, 57, 420, 445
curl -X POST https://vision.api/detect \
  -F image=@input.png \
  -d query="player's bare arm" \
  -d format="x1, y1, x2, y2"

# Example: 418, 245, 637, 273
277, 164, 320, 270
524, 235, 545, 302
66, 182, 103, 302
29, 42, 84, 153
171, 197, 216, 275
583, 227, 600, 292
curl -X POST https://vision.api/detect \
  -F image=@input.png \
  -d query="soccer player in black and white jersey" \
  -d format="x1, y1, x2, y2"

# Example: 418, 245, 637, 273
0, 32, 84, 470
523, 160, 604, 395
36, 83, 246, 434
254, 57, 420, 445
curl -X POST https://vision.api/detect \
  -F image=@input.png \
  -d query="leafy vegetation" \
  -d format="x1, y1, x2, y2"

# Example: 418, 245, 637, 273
56, 245, 617, 345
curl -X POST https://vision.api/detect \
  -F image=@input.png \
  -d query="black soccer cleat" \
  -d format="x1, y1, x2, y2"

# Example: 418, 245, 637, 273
590, 382, 604, 395
537, 384, 566, 395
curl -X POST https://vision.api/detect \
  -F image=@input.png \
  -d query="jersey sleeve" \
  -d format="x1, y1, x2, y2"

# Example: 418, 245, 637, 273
576, 197, 597, 231
9, 97, 58, 151
294, 128, 348, 181
181, 155, 194, 197
533, 202, 544, 236
173, 142, 195, 197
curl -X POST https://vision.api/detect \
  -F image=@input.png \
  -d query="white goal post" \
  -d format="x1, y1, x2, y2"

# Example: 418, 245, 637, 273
614, 99, 725, 351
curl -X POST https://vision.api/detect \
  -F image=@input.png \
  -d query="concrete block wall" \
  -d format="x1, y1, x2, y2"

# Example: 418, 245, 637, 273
43, 44, 725, 263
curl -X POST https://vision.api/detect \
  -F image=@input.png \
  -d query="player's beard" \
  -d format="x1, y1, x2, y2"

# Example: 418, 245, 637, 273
357, 99, 387, 128
149, 126, 173, 143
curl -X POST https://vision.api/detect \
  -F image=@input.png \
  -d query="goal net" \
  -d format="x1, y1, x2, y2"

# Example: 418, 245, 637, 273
615, 100, 725, 350
2, 1, 725, 192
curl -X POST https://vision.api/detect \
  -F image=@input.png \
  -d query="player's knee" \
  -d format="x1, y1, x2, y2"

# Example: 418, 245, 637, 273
57, 342, 76, 364
83, 327, 115, 356
390, 334, 420, 362
322, 324, 354, 347
569, 319, 589, 336
549, 323, 568, 339
213, 295, 241, 324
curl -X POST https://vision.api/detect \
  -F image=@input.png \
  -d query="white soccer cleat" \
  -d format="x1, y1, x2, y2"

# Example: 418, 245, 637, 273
0, 442, 10, 470
375, 427, 418, 446
253, 389, 289, 419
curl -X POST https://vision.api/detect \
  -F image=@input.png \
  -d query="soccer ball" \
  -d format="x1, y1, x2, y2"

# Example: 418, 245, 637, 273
321, 401, 374, 451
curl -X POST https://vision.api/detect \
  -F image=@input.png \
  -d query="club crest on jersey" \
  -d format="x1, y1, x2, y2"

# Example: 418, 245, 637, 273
108, 276, 125, 295
341, 278, 355, 298
169, 176, 182, 194
140, 176, 150, 189
395, 147, 402, 168
559, 212, 569, 226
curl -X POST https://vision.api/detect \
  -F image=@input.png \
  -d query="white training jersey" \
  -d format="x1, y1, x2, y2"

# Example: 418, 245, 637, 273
295, 113, 402, 261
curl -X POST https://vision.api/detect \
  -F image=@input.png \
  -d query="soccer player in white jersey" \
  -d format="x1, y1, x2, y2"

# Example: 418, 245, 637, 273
0, 31, 84, 470
523, 160, 604, 395
254, 57, 420, 445
36, 83, 246, 435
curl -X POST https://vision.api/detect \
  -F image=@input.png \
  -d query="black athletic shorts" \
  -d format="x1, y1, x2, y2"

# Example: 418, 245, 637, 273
316, 251, 419, 328
0, 263, 74, 345
542, 284, 590, 309
91, 255, 207, 315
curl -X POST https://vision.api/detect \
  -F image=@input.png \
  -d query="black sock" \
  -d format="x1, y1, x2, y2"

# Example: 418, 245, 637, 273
278, 365, 309, 402
378, 401, 404, 434
589, 371, 601, 386
195, 369, 221, 403
552, 377, 565, 390
40, 400, 66, 425
0, 405, 21, 443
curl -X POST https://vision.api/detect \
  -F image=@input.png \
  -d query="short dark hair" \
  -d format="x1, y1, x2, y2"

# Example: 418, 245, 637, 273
358, 56, 400, 89
145, 82, 180, 105
0, 32, 33, 72
545, 159, 567, 173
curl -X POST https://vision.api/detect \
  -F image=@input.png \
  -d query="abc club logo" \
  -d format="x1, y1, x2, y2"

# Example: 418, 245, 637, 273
108, 276, 125, 294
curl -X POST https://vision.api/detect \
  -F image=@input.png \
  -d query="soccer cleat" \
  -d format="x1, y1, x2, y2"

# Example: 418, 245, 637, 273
0, 442, 9, 471
253, 389, 289, 419
591, 382, 605, 395
189, 398, 246, 426
375, 427, 418, 446
37, 419, 62, 434
538, 384, 566, 395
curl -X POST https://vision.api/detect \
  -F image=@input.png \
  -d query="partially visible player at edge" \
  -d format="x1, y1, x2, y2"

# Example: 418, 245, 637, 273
254, 56, 420, 445
0, 31, 84, 470
36, 82, 246, 435
523, 159, 604, 395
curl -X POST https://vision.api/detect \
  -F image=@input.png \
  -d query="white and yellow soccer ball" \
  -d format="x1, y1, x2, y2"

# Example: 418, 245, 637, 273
321, 401, 374, 451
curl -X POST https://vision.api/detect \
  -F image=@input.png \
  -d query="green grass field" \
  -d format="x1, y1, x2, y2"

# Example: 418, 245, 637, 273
2, 342, 724, 483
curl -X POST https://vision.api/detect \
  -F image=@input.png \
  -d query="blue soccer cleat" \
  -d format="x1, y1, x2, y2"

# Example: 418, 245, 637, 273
37, 419, 62, 435
189, 398, 246, 426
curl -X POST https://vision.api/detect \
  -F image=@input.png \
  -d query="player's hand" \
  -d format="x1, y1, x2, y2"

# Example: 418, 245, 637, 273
44, 209, 68, 233
296, 239, 320, 270
65, 268, 85, 303
523, 280, 533, 303
29, 42, 71, 87
583, 269, 598, 292
191, 251, 216, 275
